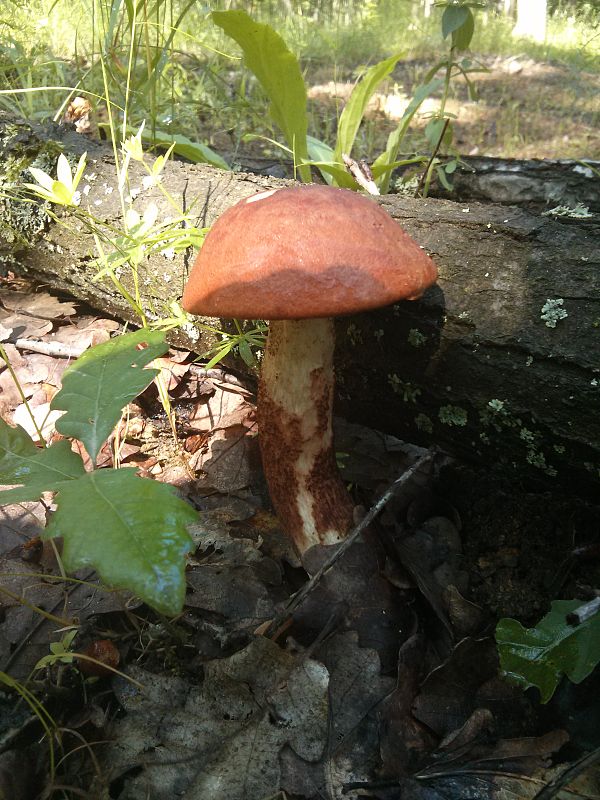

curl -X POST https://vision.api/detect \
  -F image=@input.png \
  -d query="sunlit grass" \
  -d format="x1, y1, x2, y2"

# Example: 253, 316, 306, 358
1, 0, 598, 161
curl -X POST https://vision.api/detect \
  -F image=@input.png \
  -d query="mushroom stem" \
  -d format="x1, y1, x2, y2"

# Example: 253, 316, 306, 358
257, 318, 354, 554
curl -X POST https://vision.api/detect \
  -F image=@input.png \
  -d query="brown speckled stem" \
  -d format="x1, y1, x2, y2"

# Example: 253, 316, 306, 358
257, 318, 354, 554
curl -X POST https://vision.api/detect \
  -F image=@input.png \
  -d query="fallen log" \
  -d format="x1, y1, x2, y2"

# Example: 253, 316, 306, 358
1, 113, 599, 495
227, 153, 600, 213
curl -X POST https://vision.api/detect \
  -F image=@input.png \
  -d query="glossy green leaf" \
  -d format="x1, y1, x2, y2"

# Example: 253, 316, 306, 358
212, 10, 311, 182
51, 330, 168, 463
496, 600, 600, 703
0, 420, 85, 503
44, 469, 196, 616
334, 53, 403, 163
441, 5, 470, 39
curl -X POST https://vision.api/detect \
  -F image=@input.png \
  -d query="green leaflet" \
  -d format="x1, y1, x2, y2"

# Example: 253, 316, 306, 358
44, 469, 196, 616
496, 600, 600, 703
0, 421, 85, 503
51, 329, 168, 463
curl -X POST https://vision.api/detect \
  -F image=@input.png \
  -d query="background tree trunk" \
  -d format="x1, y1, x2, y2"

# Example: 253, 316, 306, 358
514, 0, 547, 41
1, 113, 599, 496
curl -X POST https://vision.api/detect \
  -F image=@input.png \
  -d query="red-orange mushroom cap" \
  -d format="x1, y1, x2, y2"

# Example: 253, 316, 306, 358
182, 184, 437, 320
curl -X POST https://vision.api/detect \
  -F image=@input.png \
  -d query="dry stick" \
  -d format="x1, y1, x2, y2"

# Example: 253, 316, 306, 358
532, 744, 600, 800
13, 338, 87, 358
566, 594, 600, 626
266, 449, 436, 638
341, 153, 380, 195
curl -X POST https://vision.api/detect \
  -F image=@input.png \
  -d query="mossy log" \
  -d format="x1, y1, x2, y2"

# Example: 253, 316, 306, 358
1, 113, 599, 495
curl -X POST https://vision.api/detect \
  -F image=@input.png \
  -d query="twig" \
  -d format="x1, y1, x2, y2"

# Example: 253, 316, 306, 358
532, 744, 600, 800
265, 449, 436, 638
342, 154, 380, 195
566, 594, 600, 626
13, 338, 86, 358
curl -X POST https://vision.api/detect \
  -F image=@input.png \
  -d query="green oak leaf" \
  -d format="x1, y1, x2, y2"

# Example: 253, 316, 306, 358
496, 600, 600, 703
44, 468, 196, 616
0, 420, 85, 503
51, 329, 168, 463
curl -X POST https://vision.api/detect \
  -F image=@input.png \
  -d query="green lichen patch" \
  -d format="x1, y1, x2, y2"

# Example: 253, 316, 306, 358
439, 404, 468, 426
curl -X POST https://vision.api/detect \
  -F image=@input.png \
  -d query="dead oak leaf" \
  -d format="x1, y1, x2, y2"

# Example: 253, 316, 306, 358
0, 290, 76, 319
103, 637, 330, 800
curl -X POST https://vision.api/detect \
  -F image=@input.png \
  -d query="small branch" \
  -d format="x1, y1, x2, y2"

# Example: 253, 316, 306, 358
342, 154, 380, 195
532, 744, 600, 800
13, 338, 87, 358
265, 449, 436, 638
566, 594, 600, 626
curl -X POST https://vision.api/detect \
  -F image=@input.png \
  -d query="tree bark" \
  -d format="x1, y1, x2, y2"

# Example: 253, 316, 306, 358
414, 155, 600, 214
514, 0, 547, 41
1, 113, 599, 495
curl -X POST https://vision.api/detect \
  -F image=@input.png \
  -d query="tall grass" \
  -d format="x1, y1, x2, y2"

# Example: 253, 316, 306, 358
0, 1, 598, 155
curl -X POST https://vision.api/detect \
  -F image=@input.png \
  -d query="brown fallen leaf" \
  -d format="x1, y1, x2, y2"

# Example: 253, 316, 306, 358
187, 384, 255, 432
0, 289, 76, 319
102, 637, 330, 799
191, 424, 259, 493
0, 311, 52, 341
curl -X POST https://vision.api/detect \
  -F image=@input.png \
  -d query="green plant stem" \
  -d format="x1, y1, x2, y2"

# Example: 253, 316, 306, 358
417, 117, 450, 198
0, 585, 73, 627
0, 344, 46, 444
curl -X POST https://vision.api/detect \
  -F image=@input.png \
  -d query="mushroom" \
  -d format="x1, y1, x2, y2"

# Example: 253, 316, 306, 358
182, 185, 437, 554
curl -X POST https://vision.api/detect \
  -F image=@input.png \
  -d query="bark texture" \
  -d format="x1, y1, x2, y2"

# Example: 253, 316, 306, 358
1, 113, 599, 495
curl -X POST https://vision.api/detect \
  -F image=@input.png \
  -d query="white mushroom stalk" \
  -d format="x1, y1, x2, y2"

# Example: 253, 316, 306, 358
257, 318, 354, 554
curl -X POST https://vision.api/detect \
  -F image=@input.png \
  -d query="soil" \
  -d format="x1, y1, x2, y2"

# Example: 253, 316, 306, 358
438, 464, 600, 624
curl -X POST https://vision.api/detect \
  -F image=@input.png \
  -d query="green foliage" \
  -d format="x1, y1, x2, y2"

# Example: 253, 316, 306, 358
46, 468, 196, 616
371, 75, 443, 194
212, 9, 311, 182
0, 330, 196, 616
439, 1, 483, 51
496, 600, 600, 703
214, 9, 449, 193
0, 432, 84, 503
141, 128, 229, 170
333, 53, 403, 165
51, 328, 168, 463
35, 630, 78, 670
